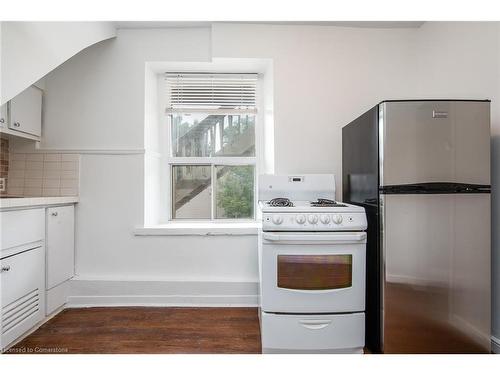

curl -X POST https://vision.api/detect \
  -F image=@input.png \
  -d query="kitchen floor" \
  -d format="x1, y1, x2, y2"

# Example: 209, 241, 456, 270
6, 307, 261, 354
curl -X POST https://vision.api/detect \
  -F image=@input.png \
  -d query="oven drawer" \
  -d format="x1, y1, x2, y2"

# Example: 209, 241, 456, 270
261, 311, 365, 353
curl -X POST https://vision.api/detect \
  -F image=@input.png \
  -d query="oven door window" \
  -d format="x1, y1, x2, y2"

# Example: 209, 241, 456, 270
277, 254, 352, 290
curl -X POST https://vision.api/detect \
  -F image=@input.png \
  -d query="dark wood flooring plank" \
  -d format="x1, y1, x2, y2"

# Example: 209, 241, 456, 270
7, 307, 262, 354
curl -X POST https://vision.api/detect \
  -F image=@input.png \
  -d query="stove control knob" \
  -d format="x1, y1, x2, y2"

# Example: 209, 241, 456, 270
332, 214, 343, 224
320, 215, 330, 224
307, 214, 318, 224
272, 215, 283, 225
296, 214, 306, 224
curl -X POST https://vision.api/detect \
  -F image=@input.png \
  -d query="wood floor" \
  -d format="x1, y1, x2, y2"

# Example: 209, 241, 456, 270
9, 300, 484, 354
7, 307, 262, 354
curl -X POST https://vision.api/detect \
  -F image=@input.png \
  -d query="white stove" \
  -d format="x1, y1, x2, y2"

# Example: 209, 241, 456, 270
258, 174, 367, 354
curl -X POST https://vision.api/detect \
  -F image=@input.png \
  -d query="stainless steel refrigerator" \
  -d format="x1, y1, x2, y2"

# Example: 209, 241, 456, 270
342, 100, 491, 353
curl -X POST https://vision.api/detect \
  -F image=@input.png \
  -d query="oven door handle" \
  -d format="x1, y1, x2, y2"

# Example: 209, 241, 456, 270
262, 232, 366, 243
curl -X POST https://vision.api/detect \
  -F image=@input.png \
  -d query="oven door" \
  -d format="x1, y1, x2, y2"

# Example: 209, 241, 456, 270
261, 232, 366, 313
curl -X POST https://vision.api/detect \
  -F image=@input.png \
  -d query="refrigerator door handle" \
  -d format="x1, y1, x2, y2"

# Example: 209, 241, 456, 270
432, 110, 448, 118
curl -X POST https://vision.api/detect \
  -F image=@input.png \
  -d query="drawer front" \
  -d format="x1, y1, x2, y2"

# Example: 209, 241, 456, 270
1, 247, 45, 348
0, 209, 44, 252
261, 312, 365, 352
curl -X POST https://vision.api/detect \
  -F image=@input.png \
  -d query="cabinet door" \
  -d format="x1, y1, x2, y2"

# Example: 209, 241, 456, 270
0, 103, 7, 129
46, 206, 75, 289
1, 246, 45, 348
9, 86, 42, 137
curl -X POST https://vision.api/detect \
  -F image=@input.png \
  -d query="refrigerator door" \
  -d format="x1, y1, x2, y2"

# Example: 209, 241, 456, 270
380, 101, 490, 187
381, 193, 491, 353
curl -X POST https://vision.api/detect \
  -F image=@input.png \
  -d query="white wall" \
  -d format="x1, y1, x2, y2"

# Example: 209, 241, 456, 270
20, 23, 500, 313
496, 25, 500, 346
0, 22, 116, 104
0, 22, 2, 101
212, 24, 419, 197
415, 22, 500, 126
35, 24, 421, 305
76, 154, 257, 281
31, 28, 259, 304
40, 28, 212, 150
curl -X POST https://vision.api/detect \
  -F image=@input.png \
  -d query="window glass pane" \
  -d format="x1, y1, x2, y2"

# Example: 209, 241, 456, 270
215, 165, 255, 219
171, 114, 255, 157
172, 165, 211, 219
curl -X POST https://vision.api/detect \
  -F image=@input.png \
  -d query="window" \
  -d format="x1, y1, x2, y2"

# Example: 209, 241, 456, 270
165, 73, 259, 221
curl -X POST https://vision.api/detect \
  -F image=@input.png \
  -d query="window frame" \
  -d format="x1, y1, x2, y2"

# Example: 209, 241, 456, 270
163, 74, 262, 223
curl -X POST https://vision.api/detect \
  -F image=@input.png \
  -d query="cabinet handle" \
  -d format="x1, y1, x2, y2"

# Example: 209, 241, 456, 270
0, 118, 4, 123
51, 212, 58, 216
1, 265, 11, 272
13, 122, 20, 127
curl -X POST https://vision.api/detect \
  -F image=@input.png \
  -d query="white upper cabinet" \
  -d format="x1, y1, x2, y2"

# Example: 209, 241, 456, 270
0, 103, 7, 129
8, 86, 42, 138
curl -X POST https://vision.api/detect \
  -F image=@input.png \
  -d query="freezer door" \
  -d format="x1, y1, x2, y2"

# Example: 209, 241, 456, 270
380, 101, 490, 186
381, 193, 491, 353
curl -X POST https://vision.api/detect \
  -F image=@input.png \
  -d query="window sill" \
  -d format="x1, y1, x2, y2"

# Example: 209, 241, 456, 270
133, 222, 261, 236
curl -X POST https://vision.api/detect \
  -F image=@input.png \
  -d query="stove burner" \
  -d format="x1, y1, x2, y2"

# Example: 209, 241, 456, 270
268, 198, 294, 207
310, 198, 347, 207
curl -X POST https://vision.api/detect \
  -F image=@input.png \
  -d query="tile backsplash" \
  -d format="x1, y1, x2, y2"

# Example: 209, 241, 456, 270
0, 138, 9, 192
8, 153, 80, 197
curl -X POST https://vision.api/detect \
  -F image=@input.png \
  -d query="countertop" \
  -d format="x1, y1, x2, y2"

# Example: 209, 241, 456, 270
0, 196, 79, 209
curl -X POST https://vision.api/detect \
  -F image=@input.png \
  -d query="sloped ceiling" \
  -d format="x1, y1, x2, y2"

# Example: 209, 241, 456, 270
1, 22, 116, 104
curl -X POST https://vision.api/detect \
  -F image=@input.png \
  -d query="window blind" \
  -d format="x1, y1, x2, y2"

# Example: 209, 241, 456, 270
165, 73, 258, 113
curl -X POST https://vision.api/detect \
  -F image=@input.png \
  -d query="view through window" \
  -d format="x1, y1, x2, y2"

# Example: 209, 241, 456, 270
165, 73, 258, 220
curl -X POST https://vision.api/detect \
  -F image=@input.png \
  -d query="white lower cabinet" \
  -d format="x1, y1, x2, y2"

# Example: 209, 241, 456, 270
45, 205, 75, 315
0, 204, 75, 350
1, 246, 45, 350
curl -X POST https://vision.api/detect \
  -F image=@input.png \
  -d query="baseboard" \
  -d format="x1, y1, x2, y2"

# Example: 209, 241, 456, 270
67, 278, 259, 307
492, 336, 500, 354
